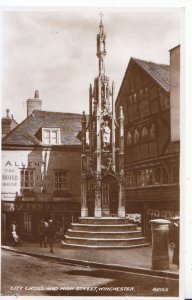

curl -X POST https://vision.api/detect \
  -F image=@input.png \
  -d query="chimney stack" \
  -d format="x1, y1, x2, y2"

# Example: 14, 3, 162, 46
27, 90, 42, 117
35, 90, 39, 99
2, 109, 17, 138
169, 45, 180, 142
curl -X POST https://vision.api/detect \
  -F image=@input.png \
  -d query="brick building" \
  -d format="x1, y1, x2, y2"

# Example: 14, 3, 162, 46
115, 46, 180, 236
1, 92, 82, 242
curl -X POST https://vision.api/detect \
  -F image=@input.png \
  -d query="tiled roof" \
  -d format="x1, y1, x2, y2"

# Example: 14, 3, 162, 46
2, 110, 82, 146
132, 58, 170, 92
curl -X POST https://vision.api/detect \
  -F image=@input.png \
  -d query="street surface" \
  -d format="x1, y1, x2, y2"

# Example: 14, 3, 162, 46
1, 249, 178, 296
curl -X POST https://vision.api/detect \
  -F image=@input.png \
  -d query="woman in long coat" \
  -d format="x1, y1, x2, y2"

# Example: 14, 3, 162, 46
47, 220, 56, 253
170, 217, 180, 267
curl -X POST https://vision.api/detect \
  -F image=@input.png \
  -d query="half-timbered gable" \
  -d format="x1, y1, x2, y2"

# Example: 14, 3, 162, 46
116, 54, 179, 236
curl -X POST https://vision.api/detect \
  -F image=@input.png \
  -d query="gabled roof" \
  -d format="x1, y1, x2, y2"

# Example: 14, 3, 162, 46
116, 57, 170, 107
2, 110, 82, 146
132, 58, 170, 93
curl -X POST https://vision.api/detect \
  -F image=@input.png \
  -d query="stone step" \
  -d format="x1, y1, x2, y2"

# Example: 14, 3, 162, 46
67, 229, 142, 239
61, 241, 149, 250
70, 223, 137, 232
61, 241, 149, 249
78, 217, 132, 225
64, 236, 148, 247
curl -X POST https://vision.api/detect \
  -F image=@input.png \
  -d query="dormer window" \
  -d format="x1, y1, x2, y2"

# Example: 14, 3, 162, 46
42, 128, 60, 145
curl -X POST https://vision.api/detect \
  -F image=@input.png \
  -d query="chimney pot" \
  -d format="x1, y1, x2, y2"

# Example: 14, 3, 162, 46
6, 109, 11, 118
35, 90, 39, 99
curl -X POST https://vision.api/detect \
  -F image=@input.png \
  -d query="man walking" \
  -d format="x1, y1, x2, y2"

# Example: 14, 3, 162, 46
47, 220, 56, 253
37, 219, 47, 248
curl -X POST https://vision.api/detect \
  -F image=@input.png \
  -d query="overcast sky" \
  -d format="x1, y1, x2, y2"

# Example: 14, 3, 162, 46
2, 7, 183, 123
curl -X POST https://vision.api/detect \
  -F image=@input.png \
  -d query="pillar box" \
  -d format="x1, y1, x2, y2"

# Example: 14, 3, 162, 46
150, 219, 170, 270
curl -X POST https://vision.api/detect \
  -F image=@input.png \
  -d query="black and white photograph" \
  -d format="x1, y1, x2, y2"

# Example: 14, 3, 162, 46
1, 1, 191, 299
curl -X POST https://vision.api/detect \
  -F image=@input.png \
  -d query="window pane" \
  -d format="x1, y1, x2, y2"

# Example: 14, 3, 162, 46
20, 169, 34, 190
44, 130, 51, 144
55, 171, 67, 189
51, 130, 58, 144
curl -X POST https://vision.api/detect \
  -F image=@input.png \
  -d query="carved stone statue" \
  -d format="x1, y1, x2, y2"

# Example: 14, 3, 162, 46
102, 120, 111, 149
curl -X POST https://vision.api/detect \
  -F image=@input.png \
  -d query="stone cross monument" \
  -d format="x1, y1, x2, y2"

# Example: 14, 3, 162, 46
81, 17, 126, 218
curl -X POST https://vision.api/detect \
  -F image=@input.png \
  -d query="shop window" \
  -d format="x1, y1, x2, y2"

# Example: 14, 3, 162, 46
55, 170, 68, 190
21, 169, 35, 192
42, 128, 60, 145
137, 167, 169, 187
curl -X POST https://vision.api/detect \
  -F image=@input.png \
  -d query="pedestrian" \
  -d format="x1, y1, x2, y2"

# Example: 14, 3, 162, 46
170, 216, 180, 267
44, 220, 49, 247
47, 220, 56, 253
37, 219, 47, 248
11, 222, 21, 246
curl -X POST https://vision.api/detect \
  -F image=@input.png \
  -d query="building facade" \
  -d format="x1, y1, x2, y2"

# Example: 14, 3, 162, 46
115, 47, 180, 236
1, 94, 82, 242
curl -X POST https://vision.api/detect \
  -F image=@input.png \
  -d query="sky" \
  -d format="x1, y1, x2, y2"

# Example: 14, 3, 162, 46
1, 7, 183, 123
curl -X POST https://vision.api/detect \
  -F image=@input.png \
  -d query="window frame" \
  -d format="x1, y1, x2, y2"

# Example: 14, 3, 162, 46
20, 168, 35, 191
42, 128, 60, 145
54, 170, 68, 190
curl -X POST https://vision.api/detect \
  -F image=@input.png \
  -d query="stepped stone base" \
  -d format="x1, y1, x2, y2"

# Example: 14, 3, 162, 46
62, 217, 148, 249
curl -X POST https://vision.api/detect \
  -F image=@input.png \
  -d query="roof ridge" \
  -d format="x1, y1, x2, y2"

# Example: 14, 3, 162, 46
34, 110, 82, 116
132, 57, 170, 67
